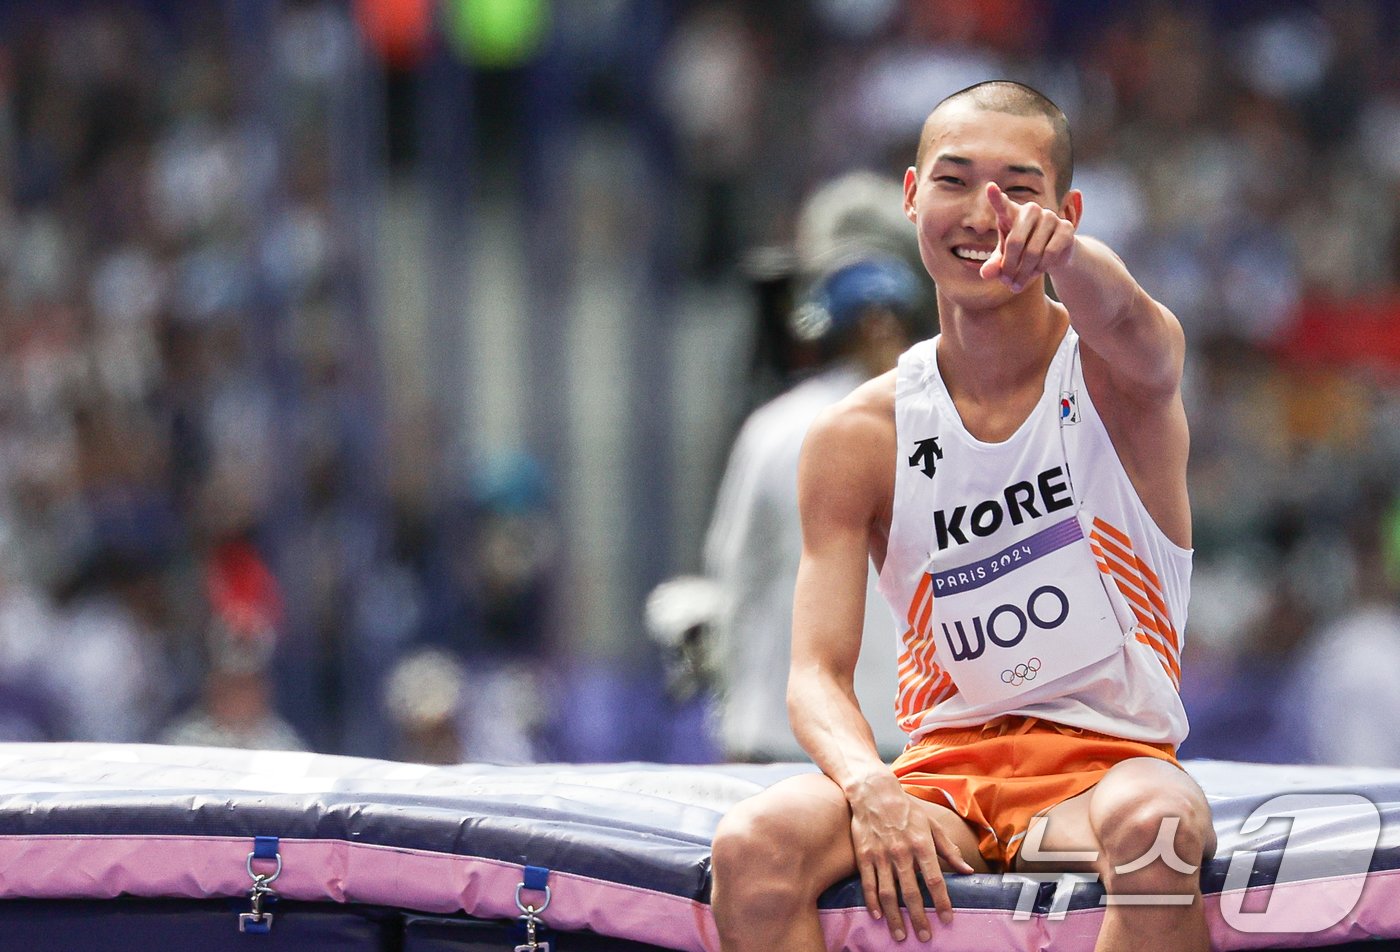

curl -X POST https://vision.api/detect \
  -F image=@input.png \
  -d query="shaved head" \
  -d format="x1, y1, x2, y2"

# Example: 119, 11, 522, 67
916, 81, 1073, 198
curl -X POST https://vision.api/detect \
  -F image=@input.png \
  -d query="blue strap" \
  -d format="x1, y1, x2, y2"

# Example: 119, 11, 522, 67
522, 865, 550, 891
253, 836, 279, 860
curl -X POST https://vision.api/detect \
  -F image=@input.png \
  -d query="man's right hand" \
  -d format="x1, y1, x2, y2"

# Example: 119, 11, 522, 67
845, 770, 978, 943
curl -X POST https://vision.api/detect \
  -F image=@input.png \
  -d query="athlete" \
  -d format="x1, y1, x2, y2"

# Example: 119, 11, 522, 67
709, 81, 1214, 951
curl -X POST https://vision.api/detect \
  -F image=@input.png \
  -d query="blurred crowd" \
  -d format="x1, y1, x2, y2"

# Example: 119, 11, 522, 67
0, 1, 562, 763
0, 0, 1397, 767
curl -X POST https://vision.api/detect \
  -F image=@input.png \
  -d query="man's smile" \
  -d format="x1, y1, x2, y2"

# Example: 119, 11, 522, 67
952, 245, 995, 265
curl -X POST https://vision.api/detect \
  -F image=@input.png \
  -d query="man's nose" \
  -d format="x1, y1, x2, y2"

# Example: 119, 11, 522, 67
965, 187, 997, 234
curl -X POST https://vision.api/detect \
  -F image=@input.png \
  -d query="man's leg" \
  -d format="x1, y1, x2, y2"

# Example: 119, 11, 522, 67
1016, 757, 1216, 952
711, 771, 986, 951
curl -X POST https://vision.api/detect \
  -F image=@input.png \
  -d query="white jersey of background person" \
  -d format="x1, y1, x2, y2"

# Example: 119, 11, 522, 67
878, 327, 1191, 746
705, 362, 905, 760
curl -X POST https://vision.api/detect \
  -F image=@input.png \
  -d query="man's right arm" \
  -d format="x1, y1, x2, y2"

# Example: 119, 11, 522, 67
787, 396, 889, 785
788, 388, 973, 940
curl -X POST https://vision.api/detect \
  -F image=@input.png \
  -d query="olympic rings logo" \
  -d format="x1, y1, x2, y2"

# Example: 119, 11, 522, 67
1000, 657, 1043, 686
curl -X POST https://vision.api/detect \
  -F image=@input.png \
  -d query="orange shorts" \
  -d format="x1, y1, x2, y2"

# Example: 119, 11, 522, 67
891, 715, 1178, 870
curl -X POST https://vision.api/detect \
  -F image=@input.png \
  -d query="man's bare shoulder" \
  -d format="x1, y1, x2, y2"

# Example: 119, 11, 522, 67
805, 368, 897, 452
798, 369, 897, 519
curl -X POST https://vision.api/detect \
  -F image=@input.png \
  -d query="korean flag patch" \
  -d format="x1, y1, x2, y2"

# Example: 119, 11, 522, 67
1059, 390, 1080, 426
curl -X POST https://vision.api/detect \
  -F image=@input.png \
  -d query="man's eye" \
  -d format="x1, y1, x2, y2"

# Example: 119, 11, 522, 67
935, 176, 963, 186
1006, 186, 1037, 195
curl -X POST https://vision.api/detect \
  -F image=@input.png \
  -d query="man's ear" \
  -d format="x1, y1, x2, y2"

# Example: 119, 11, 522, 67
1061, 188, 1084, 227
903, 167, 918, 224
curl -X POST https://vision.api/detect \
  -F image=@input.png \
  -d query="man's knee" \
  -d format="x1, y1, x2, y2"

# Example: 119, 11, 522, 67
711, 781, 856, 948
712, 794, 833, 914
1094, 785, 1211, 889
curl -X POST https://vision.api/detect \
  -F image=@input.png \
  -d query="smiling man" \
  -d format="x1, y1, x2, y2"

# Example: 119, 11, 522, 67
709, 81, 1214, 951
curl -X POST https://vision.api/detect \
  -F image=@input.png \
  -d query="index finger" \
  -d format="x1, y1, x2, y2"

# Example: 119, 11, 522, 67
985, 182, 1015, 232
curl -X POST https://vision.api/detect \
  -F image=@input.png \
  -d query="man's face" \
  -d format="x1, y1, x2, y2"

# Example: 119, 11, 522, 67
903, 102, 1074, 310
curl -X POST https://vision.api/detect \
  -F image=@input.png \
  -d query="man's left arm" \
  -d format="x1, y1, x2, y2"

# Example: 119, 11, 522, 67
1045, 236, 1185, 399
982, 182, 1191, 547
981, 181, 1185, 398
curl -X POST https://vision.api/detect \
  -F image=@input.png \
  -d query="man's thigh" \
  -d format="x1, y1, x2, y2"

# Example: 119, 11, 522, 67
718, 771, 990, 884
1013, 756, 1215, 874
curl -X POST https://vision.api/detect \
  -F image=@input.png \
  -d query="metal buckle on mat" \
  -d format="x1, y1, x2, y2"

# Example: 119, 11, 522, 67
238, 836, 282, 935
514, 866, 552, 952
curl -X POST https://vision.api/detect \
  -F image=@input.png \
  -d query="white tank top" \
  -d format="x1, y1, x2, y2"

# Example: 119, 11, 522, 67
876, 328, 1191, 747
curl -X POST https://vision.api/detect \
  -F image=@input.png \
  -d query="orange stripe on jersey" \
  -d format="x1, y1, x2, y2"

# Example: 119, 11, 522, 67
1091, 530, 1178, 632
1130, 551, 1163, 591
1093, 535, 1174, 620
898, 647, 915, 676
1094, 518, 1166, 589
1119, 574, 1180, 655
1091, 517, 1133, 551
912, 607, 936, 656
1129, 607, 1181, 680
1114, 574, 1157, 617
897, 573, 960, 725
1091, 534, 1179, 680
916, 590, 935, 639
920, 663, 952, 699
907, 574, 932, 626
901, 676, 933, 723
925, 674, 956, 707
903, 637, 942, 706
899, 710, 925, 734
1118, 573, 1182, 667
902, 672, 954, 729
896, 664, 922, 722
1093, 534, 1139, 580
1133, 557, 1171, 615
1090, 520, 1183, 684
903, 575, 936, 650
899, 668, 947, 725
1094, 534, 1149, 588
1131, 599, 1176, 658
1137, 630, 1181, 685
915, 621, 947, 680
899, 638, 936, 681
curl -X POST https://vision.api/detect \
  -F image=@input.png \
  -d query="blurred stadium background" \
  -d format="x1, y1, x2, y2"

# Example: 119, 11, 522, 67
0, 0, 1399, 766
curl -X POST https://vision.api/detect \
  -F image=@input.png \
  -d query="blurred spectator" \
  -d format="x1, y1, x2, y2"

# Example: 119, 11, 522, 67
47, 549, 185, 743
1291, 492, 1400, 767
383, 645, 550, 765
467, 453, 560, 658
702, 262, 920, 761
384, 646, 468, 765
159, 623, 307, 752
0, 551, 63, 741
417, 452, 561, 660
662, 172, 935, 762
159, 536, 306, 751
1178, 568, 1313, 765
657, 2, 765, 276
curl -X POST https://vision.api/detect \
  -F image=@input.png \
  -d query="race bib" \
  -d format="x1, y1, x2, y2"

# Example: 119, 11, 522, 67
926, 512, 1126, 706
